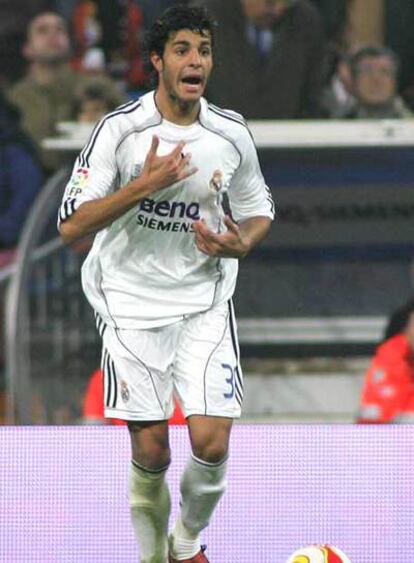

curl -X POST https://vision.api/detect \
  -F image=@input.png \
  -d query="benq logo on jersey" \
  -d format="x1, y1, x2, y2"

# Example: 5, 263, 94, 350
136, 197, 200, 233
67, 167, 89, 196
139, 198, 200, 219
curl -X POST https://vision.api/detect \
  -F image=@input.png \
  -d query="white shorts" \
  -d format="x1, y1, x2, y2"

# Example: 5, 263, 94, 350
96, 301, 243, 421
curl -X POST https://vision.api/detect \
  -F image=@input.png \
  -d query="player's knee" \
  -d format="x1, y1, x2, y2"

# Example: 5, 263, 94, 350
190, 425, 230, 463
191, 441, 228, 464
188, 416, 232, 463
130, 438, 171, 469
128, 421, 170, 469
134, 445, 171, 470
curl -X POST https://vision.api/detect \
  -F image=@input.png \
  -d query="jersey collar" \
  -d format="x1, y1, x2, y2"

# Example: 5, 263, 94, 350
141, 90, 208, 126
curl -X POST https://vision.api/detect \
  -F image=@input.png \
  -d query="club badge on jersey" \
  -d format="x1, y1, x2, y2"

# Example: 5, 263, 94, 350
205, 169, 230, 230
128, 163, 143, 183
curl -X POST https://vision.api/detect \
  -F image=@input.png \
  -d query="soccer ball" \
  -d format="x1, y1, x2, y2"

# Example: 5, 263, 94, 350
286, 544, 352, 563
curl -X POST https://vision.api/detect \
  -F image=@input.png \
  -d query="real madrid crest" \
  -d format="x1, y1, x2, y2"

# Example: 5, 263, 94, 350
130, 163, 143, 182
121, 380, 130, 403
208, 169, 223, 194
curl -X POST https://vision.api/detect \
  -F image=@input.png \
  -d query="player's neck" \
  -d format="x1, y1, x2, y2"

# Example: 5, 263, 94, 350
155, 89, 200, 126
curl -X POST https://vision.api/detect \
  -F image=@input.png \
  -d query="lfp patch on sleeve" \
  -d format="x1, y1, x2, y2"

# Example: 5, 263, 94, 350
67, 167, 89, 197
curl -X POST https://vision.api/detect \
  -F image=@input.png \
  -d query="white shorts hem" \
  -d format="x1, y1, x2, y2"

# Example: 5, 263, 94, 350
184, 409, 241, 419
104, 408, 170, 422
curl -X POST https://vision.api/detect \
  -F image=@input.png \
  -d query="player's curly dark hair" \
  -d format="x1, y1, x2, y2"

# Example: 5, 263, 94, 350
146, 4, 216, 58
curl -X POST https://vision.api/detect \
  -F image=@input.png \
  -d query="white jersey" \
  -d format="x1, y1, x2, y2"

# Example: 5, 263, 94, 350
58, 91, 274, 329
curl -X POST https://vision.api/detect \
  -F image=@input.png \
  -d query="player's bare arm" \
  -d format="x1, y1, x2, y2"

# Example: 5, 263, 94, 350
59, 135, 197, 244
193, 215, 272, 258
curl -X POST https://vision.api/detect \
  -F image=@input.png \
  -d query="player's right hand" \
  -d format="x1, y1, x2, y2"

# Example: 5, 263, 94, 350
139, 135, 198, 192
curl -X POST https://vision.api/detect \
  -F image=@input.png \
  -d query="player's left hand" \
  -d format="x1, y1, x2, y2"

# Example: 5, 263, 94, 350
193, 216, 250, 258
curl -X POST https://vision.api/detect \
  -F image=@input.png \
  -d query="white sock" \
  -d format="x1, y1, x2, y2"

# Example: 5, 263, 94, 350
129, 460, 170, 563
168, 516, 200, 560
169, 455, 228, 560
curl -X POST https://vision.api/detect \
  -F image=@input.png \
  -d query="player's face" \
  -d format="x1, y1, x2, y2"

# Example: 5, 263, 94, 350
152, 29, 213, 105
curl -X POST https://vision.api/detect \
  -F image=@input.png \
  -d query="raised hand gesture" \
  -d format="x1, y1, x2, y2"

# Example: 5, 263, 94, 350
139, 135, 198, 192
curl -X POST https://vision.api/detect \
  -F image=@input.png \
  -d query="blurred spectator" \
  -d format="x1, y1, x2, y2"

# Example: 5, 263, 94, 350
53, 0, 79, 22
82, 368, 186, 425
310, 0, 350, 94
344, 45, 412, 119
0, 92, 43, 395
79, 46, 106, 76
7, 11, 85, 173
7, 11, 125, 174
321, 51, 354, 118
358, 299, 414, 424
310, 0, 349, 49
0, 92, 42, 258
56, 0, 185, 28
193, 0, 327, 119
0, 0, 54, 87
139, 0, 181, 29
67, 77, 126, 256
71, 0, 102, 67
384, 0, 414, 109
71, 0, 148, 93
73, 77, 125, 123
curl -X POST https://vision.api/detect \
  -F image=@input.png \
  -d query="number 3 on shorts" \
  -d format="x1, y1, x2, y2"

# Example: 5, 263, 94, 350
222, 363, 235, 399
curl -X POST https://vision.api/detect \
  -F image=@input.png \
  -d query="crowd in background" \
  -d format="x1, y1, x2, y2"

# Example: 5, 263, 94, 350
2, 1, 414, 172
0, 1, 414, 167
0, 0, 411, 252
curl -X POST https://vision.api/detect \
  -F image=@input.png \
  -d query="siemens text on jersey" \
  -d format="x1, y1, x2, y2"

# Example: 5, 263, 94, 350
136, 197, 200, 233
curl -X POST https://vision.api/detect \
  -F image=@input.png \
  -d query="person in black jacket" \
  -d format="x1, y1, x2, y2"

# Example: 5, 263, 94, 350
0, 92, 42, 255
193, 0, 327, 118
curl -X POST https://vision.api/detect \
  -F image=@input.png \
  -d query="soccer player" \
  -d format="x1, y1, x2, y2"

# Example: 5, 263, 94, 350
58, 5, 274, 562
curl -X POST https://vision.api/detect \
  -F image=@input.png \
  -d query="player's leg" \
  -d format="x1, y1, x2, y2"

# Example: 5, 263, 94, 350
169, 415, 232, 561
98, 319, 179, 563
169, 301, 242, 560
128, 420, 171, 563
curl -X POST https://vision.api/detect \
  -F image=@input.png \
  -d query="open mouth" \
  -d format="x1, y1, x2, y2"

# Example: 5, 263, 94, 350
181, 76, 203, 86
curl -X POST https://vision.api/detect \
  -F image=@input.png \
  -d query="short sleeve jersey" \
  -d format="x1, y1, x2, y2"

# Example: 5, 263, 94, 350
58, 91, 274, 328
